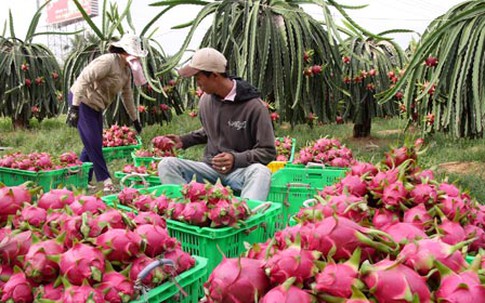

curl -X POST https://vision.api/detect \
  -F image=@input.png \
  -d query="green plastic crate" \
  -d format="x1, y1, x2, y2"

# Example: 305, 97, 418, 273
130, 255, 207, 303
102, 184, 281, 278
0, 162, 93, 191
103, 137, 142, 162
267, 166, 348, 227
131, 151, 163, 167
114, 171, 161, 189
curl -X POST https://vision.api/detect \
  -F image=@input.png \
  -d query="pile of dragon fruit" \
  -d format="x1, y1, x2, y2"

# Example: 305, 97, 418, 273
134, 135, 179, 158
275, 136, 294, 161
103, 124, 139, 148
293, 137, 355, 167
115, 181, 251, 228
202, 140, 485, 302
0, 151, 82, 172
0, 185, 194, 303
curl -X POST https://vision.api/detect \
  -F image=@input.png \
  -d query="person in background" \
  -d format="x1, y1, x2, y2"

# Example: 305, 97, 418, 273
66, 33, 148, 192
158, 47, 276, 201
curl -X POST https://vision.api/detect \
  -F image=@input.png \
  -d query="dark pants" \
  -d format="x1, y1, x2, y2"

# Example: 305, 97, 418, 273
78, 103, 110, 182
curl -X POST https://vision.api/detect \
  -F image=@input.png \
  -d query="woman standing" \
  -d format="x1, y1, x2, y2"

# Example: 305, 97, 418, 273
67, 33, 148, 192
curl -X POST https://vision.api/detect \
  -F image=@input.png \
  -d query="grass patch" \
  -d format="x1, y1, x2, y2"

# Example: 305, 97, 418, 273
1, 114, 484, 203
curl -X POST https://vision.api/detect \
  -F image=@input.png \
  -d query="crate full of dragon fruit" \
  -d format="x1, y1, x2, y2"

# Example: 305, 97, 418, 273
102, 125, 142, 162
101, 182, 282, 277
267, 166, 348, 227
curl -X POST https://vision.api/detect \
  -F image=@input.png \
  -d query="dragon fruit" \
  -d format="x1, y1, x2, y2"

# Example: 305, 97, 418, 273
397, 238, 467, 276
96, 271, 135, 303
95, 228, 142, 264
0, 184, 32, 223
117, 187, 141, 206
409, 183, 438, 205
313, 248, 361, 298
133, 211, 166, 227
260, 283, 314, 303
151, 195, 170, 215
204, 257, 270, 303
96, 209, 130, 230
163, 247, 195, 274
129, 255, 167, 287
60, 243, 105, 285
23, 239, 65, 283
437, 220, 466, 245
435, 269, 485, 303
245, 240, 278, 260
439, 182, 461, 197
37, 188, 74, 209
15, 205, 47, 229
265, 245, 321, 284
33, 282, 64, 301
381, 222, 428, 244
372, 209, 399, 229
69, 195, 107, 215
182, 180, 208, 201
180, 200, 209, 225
361, 259, 431, 303
63, 284, 105, 303
131, 194, 155, 211
0, 230, 33, 266
464, 224, 485, 252
339, 175, 368, 197
206, 181, 234, 205
208, 199, 238, 227
134, 224, 174, 258
0, 263, 13, 288
0, 271, 33, 303
350, 161, 378, 177
381, 181, 408, 207
402, 204, 433, 229
42, 212, 68, 238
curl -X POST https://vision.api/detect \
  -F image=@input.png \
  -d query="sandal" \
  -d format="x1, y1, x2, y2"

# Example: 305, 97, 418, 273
103, 183, 116, 193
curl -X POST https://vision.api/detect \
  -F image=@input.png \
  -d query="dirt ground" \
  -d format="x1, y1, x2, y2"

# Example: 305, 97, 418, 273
438, 161, 485, 176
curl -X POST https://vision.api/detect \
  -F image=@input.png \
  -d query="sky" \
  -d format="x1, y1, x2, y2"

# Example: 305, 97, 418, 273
0, 0, 466, 59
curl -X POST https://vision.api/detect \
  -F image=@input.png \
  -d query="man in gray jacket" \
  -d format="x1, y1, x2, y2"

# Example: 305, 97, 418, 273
158, 48, 276, 201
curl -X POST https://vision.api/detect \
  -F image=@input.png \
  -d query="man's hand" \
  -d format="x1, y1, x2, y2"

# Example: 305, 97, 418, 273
133, 120, 142, 134
165, 134, 183, 149
66, 106, 79, 128
212, 152, 235, 174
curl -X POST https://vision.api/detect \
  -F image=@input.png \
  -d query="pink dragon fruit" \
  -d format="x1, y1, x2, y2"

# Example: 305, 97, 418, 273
381, 222, 428, 244
0, 271, 33, 303
368, 168, 399, 194
339, 175, 368, 197
37, 188, 74, 209
167, 201, 186, 219
437, 220, 466, 245
204, 257, 270, 303
182, 181, 208, 201
134, 224, 173, 258
313, 248, 361, 298
69, 195, 107, 215
381, 181, 408, 207
163, 248, 195, 274
245, 240, 278, 260
209, 199, 238, 227
15, 205, 47, 229
42, 212, 68, 238
129, 255, 167, 287
397, 238, 467, 276
96, 209, 130, 230
0, 263, 13, 288
265, 245, 321, 284
464, 224, 485, 252
402, 204, 433, 229
150, 195, 170, 215
325, 194, 369, 222
0, 184, 32, 223
33, 282, 64, 301
438, 195, 468, 221
179, 200, 209, 226
63, 284, 105, 303
97, 271, 135, 303
361, 259, 431, 303
384, 146, 416, 168
0, 230, 33, 266
133, 211, 166, 228
23, 239, 65, 283
206, 181, 233, 205
117, 187, 141, 206
409, 183, 438, 205
132, 194, 155, 211
60, 243, 105, 285
95, 228, 142, 264
372, 208, 399, 229
435, 270, 485, 303
260, 283, 314, 303
350, 161, 378, 177
439, 182, 461, 197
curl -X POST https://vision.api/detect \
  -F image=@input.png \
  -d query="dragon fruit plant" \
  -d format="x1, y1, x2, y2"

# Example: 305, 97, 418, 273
0, 151, 83, 172
275, 136, 294, 161
103, 124, 138, 147
0, 185, 195, 302
293, 137, 355, 167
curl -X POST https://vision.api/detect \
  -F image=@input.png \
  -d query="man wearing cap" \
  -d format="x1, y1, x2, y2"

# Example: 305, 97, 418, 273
158, 47, 276, 201
67, 33, 148, 192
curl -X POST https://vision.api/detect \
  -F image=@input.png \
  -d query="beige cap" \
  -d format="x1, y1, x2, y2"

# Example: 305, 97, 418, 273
178, 48, 227, 77
111, 33, 148, 57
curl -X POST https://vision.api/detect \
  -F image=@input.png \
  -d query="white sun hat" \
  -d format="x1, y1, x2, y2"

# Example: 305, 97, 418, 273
178, 48, 227, 77
111, 33, 148, 58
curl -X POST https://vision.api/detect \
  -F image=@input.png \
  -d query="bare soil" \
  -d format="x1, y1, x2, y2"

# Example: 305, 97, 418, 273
438, 161, 485, 176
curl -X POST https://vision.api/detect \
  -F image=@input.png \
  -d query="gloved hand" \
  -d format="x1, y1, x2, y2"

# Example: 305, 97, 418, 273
66, 106, 79, 128
133, 119, 142, 134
